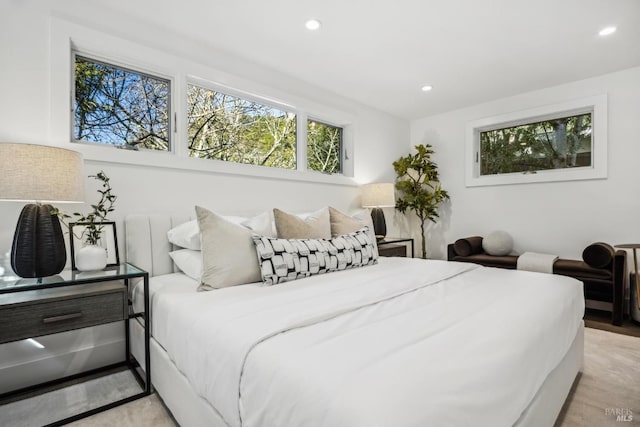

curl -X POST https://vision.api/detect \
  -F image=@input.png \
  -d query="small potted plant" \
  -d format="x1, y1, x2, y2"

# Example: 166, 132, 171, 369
53, 171, 116, 271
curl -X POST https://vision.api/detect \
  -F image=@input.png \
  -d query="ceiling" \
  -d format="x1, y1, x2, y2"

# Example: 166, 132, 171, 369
83, 0, 640, 120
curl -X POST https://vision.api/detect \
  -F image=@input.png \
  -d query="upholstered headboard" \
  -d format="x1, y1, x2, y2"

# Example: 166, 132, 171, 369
125, 214, 192, 277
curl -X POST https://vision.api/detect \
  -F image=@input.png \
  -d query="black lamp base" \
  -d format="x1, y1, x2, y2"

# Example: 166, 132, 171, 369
11, 203, 67, 278
370, 207, 387, 241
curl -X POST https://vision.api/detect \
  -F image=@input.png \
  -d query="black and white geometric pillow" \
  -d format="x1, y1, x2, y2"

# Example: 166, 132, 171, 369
252, 227, 378, 286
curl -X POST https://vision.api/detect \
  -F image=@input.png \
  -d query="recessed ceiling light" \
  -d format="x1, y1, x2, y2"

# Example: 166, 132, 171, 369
421, 85, 433, 92
598, 26, 616, 36
305, 19, 321, 31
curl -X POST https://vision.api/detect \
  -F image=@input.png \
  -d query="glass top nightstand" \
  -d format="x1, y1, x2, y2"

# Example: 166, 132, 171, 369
0, 262, 150, 426
0, 263, 146, 294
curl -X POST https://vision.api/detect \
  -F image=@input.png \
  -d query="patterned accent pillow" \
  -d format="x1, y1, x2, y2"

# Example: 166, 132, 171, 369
252, 227, 378, 286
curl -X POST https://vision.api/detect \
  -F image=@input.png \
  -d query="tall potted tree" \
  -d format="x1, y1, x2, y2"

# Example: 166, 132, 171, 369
393, 144, 449, 259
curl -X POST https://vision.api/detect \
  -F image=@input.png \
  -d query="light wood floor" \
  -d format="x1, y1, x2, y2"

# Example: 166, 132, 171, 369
555, 327, 639, 426
68, 326, 639, 427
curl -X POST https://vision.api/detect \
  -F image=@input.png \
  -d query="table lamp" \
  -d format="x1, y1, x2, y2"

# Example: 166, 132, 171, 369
361, 183, 395, 241
0, 143, 84, 278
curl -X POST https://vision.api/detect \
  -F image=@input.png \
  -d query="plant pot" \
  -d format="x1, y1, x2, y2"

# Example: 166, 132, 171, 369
75, 245, 107, 271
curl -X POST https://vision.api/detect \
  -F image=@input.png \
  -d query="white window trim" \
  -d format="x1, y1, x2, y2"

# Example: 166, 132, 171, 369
465, 94, 607, 187
50, 18, 356, 186
297, 112, 309, 173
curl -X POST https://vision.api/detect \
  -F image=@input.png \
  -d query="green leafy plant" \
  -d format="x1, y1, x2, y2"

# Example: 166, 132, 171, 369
52, 171, 116, 245
393, 144, 449, 259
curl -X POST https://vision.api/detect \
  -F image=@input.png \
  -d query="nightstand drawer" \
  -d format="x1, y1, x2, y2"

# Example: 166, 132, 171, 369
0, 289, 126, 344
378, 244, 407, 257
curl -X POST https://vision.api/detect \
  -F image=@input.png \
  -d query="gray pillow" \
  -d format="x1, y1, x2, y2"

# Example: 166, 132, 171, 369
328, 207, 379, 257
195, 206, 262, 290
273, 207, 331, 239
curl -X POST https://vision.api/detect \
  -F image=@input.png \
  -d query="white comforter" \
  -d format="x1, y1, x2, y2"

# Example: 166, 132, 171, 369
154, 258, 584, 427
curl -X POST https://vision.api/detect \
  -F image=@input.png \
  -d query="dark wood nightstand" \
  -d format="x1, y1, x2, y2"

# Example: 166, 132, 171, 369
377, 237, 414, 258
0, 263, 150, 426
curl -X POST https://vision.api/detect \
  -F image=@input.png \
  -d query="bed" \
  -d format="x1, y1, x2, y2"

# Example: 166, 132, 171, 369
125, 214, 584, 427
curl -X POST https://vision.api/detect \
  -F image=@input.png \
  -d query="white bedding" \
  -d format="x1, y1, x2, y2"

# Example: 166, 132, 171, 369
150, 258, 584, 427
132, 272, 199, 327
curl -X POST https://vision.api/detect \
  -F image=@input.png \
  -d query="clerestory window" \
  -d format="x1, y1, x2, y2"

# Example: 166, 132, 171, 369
73, 54, 171, 151
71, 53, 346, 176
307, 119, 342, 174
187, 84, 296, 169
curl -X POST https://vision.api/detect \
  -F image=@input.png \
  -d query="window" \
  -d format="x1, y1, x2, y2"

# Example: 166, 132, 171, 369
73, 54, 171, 150
307, 119, 342, 174
465, 95, 607, 187
187, 84, 296, 169
480, 112, 592, 176
65, 45, 350, 179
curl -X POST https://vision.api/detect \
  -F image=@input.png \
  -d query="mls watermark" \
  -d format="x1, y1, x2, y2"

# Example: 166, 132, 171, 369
605, 408, 633, 422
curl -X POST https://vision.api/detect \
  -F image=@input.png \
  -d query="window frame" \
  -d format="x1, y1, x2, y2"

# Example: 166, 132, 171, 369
50, 19, 356, 185
465, 95, 607, 187
70, 51, 175, 152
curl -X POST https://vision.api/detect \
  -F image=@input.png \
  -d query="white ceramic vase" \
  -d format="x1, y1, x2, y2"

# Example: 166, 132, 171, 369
75, 245, 107, 271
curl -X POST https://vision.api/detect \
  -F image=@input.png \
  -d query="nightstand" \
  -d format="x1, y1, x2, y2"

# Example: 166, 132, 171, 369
377, 237, 415, 258
0, 263, 150, 426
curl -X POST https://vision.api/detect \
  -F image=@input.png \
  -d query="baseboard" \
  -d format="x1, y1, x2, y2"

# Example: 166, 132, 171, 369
584, 299, 611, 311
584, 309, 640, 338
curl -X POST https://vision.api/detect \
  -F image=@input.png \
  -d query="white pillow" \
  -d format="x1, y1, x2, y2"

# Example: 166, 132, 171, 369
167, 220, 200, 250
196, 206, 262, 290
167, 211, 276, 250
169, 249, 203, 281
235, 211, 277, 237
482, 230, 514, 256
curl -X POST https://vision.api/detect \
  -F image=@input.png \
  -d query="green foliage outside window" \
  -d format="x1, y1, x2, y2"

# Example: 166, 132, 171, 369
74, 55, 170, 150
480, 113, 592, 176
307, 120, 341, 174
187, 85, 296, 169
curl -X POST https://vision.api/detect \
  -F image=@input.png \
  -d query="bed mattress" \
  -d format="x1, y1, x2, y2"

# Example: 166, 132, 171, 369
132, 272, 198, 320
140, 257, 584, 427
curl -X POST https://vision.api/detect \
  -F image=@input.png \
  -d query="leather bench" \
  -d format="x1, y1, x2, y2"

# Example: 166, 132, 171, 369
448, 237, 626, 325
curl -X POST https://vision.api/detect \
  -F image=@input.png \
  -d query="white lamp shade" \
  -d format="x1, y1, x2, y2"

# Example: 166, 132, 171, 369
0, 143, 85, 203
361, 183, 395, 208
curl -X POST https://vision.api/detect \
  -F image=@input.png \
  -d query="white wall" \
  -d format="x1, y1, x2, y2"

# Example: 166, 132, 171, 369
0, 1, 408, 392
0, 1, 409, 265
411, 66, 640, 260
